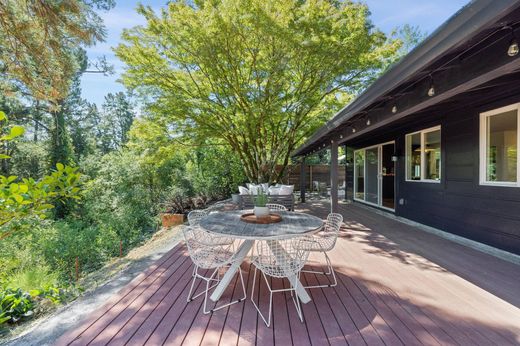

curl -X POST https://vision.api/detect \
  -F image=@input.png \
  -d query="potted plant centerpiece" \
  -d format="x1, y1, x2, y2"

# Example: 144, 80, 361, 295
253, 189, 269, 218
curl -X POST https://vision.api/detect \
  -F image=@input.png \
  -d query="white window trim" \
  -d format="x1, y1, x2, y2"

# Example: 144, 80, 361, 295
405, 125, 442, 183
479, 103, 520, 187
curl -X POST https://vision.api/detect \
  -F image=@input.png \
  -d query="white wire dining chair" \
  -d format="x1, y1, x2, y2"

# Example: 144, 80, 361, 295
250, 238, 310, 326
187, 210, 233, 246
182, 226, 246, 314
265, 203, 287, 212
299, 213, 343, 288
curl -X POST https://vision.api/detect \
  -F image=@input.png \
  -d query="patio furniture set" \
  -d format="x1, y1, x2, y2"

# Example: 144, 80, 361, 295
182, 203, 343, 327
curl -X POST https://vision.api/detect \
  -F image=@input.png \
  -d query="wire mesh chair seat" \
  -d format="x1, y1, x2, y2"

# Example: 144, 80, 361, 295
250, 238, 309, 327
183, 226, 246, 314
265, 203, 287, 212
300, 213, 343, 288
188, 210, 233, 246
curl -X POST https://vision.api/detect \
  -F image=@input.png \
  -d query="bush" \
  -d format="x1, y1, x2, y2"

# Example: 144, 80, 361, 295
81, 151, 158, 249
0, 288, 34, 327
39, 220, 119, 282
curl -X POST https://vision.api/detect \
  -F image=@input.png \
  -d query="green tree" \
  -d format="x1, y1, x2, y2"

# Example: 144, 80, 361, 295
0, 0, 114, 104
116, 0, 400, 182
0, 112, 81, 240
98, 92, 135, 153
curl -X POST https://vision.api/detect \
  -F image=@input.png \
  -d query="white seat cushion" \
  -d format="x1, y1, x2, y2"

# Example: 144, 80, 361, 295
238, 186, 250, 195
279, 184, 294, 195
268, 186, 280, 195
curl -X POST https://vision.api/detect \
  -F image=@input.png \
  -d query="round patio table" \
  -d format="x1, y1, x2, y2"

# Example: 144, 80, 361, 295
199, 210, 324, 304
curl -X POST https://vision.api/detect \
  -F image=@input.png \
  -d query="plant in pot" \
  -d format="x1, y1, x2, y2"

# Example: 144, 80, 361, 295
160, 186, 190, 227
253, 189, 269, 218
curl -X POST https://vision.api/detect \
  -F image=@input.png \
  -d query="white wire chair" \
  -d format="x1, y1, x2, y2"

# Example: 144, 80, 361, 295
187, 210, 233, 246
182, 226, 246, 314
265, 203, 287, 212
250, 238, 310, 326
299, 213, 343, 288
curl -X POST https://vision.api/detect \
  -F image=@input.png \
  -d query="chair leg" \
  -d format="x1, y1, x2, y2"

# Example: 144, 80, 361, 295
290, 278, 304, 323
251, 270, 274, 327
302, 251, 337, 288
203, 266, 247, 314
187, 265, 200, 302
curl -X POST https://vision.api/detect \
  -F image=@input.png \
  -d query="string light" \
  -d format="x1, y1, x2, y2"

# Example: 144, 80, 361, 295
427, 75, 435, 96
392, 105, 397, 113
352, 127, 356, 133
508, 26, 519, 56
366, 118, 371, 126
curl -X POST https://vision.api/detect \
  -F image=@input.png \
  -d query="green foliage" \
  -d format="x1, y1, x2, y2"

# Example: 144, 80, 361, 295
5, 267, 59, 293
116, 0, 401, 182
186, 144, 247, 200
0, 288, 34, 327
97, 92, 135, 153
253, 190, 268, 207
9, 141, 47, 179
39, 220, 119, 281
0, 0, 114, 102
82, 151, 159, 248
1, 114, 82, 239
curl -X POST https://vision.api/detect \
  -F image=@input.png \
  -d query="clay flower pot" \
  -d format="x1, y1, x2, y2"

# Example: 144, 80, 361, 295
161, 213, 185, 227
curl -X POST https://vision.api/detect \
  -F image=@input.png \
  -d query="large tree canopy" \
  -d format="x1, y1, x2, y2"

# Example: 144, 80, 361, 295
116, 0, 401, 182
0, 0, 113, 103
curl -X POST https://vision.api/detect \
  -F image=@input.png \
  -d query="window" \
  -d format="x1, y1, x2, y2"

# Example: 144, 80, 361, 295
405, 126, 441, 182
480, 104, 520, 186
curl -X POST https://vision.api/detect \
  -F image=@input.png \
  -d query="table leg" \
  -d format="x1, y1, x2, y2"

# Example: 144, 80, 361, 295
210, 239, 254, 302
266, 240, 312, 304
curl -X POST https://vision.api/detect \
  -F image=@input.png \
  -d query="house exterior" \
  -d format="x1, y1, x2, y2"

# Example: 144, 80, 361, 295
293, 0, 520, 255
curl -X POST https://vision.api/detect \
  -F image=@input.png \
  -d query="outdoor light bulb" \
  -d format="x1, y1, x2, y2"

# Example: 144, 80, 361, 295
352, 128, 356, 133
392, 105, 397, 113
508, 39, 519, 56
331, 140, 334, 144
340, 134, 343, 139
366, 118, 371, 126
428, 86, 435, 97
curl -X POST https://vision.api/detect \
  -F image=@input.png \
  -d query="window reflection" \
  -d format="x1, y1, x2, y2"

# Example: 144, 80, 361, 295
425, 130, 441, 180
486, 110, 517, 182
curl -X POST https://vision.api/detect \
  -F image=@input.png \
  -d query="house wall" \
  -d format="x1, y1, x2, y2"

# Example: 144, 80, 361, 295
346, 93, 520, 255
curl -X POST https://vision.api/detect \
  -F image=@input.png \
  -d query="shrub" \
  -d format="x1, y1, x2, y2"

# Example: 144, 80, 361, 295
0, 288, 34, 327
39, 220, 119, 282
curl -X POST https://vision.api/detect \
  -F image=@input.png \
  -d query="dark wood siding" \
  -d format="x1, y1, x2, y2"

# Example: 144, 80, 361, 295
346, 92, 520, 255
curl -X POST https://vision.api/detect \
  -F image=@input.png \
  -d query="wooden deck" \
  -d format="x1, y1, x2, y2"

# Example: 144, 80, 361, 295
56, 201, 520, 346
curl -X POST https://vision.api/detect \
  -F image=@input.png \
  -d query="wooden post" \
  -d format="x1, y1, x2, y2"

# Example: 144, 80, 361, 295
309, 165, 313, 191
75, 257, 79, 282
120, 240, 123, 258
300, 157, 306, 203
330, 141, 339, 213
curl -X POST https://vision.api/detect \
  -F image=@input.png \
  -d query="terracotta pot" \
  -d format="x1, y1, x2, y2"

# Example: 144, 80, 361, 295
161, 213, 185, 227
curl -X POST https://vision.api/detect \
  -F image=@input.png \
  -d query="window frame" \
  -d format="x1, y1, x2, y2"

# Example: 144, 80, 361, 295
479, 103, 520, 187
405, 125, 442, 183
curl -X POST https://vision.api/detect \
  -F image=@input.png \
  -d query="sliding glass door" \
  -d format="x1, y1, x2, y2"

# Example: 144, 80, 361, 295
354, 142, 395, 210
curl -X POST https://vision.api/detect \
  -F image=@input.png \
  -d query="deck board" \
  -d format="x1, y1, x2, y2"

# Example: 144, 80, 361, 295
56, 201, 520, 346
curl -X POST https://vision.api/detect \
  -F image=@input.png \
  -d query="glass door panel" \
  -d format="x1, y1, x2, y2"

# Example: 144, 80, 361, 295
381, 143, 395, 209
365, 147, 379, 205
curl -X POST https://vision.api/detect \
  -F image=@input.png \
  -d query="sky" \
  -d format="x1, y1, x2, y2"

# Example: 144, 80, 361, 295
80, 0, 470, 107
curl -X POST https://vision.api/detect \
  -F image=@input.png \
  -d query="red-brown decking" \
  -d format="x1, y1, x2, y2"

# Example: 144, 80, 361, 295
56, 201, 520, 346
